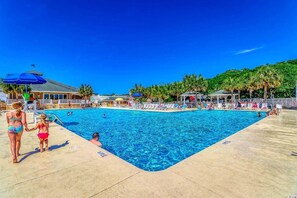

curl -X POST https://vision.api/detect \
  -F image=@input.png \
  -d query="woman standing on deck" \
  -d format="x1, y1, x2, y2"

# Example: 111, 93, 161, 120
6, 101, 29, 163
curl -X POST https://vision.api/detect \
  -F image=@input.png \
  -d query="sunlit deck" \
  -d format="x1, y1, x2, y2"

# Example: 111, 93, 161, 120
0, 110, 296, 197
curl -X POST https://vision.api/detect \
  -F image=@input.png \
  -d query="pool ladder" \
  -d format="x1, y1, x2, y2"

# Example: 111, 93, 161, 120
34, 113, 64, 126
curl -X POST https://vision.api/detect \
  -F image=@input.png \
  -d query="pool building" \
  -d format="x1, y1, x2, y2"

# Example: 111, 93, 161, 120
4, 70, 84, 109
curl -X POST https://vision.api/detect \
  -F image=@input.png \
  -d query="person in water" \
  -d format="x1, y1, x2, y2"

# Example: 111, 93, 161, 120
67, 111, 73, 116
6, 101, 29, 163
90, 132, 102, 147
29, 113, 50, 152
257, 112, 262, 117
102, 114, 106, 118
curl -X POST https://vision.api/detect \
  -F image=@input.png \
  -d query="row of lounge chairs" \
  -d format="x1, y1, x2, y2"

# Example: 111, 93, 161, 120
132, 103, 187, 110
216, 102, 282, 110
131, 102, 283, 111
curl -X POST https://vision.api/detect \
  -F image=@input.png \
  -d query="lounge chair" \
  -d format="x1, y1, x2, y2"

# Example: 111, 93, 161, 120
276, 104, 282, 112
247, 103, 253, 109
181, 104, 187, 110
217, 103, 222, 109
261, 103, 268, 110
143, 104, 148, 109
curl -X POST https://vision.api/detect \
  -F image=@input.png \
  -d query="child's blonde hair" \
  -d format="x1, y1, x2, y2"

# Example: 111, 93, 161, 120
40, 113, 47, 120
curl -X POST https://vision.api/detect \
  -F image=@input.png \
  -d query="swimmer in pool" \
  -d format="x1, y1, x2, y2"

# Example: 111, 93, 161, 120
90, 132, 102, 147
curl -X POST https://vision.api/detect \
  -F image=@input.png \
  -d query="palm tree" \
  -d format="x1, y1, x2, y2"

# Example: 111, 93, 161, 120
246, 75, 258, 98
0, 81, 30, 99
0, 81, 13, 95
183, 74, 208, 103
130, 84, 144, 96
171, 82, 185, 102
183, 74, 196, 92
150, 85, 168, 103
233, 77, 245, 100
254, 67, 282, 101
222, 77, 237, 102
234, 69, 252, 100
78, 84, 94, 105
196, 74, 208, 93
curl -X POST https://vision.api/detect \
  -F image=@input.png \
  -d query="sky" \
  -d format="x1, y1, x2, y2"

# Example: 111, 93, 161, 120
0, 0, 296, 94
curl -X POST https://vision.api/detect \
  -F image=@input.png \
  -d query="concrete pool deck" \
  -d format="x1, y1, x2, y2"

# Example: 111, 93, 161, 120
0, 110, 296, 197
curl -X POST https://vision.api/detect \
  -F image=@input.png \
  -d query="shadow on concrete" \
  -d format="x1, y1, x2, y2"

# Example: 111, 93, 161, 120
19, 140, 70, 163
49, 140, 69, 151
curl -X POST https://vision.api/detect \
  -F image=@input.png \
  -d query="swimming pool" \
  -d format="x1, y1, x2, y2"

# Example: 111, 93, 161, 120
46, 109, 262, 171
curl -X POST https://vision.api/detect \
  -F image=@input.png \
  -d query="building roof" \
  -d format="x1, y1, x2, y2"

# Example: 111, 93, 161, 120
208, 90, 239, 96
181, 92, 203, 97
91, 95, 129, 102
26, 70, 44, 76
30, 79, 78, 93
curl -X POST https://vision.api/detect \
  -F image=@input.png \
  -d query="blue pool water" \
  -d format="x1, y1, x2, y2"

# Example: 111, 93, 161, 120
46, 109, 262, 171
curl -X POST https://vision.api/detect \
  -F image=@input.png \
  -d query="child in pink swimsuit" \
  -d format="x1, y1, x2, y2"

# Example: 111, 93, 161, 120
29, 113, 50, 152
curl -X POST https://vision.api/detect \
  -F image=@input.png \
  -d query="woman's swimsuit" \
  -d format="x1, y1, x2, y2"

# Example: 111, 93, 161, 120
8, 117, 23, 134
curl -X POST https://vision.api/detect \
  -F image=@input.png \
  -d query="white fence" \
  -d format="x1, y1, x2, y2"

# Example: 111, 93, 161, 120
39, 99, 52, 104
249, 98, 297, 107
58, 99, 88, 104
6, 99, 24, 105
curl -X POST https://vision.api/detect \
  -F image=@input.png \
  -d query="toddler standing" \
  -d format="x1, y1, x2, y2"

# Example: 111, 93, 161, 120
29, 113, 50, 152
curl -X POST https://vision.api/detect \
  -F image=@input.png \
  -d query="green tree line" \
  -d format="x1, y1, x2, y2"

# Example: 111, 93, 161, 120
130, 59, 297, 102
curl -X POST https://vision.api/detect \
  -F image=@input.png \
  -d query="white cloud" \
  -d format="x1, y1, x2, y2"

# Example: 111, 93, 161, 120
235, 46, 264, 55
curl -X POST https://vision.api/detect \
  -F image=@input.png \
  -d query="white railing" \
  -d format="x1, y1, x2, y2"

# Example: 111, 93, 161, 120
58, 99, 87, 104
6, 99, 24, 105
39, 99, 52, 104
268, 98, 297, 107
247, 98, 297, 107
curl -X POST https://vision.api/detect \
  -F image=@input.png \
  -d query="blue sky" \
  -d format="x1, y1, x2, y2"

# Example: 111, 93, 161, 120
0, 0, 296, 94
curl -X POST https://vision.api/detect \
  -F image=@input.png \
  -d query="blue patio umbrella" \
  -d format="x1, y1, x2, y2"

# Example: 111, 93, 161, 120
132, 92, 143, 97
3, 73, 47, 92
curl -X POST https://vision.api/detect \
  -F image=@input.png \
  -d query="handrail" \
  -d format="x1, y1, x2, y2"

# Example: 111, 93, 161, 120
58, 99, 86, 104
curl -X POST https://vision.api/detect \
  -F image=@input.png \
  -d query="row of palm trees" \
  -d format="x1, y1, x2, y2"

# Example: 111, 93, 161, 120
130, 74, 208, 103
0, 81, 31, 98
222, 66, 282, 101
130, 66, 283, 102
0, 66, 282, 103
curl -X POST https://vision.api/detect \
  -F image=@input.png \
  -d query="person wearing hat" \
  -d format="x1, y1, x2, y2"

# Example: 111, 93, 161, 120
6, 101, 29, 163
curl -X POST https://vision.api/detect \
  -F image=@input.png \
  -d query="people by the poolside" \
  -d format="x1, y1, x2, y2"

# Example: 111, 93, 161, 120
259, 101, 263, 109
236, 101, 242, 109
90, 132, 102, 147
268, 107, 278, 116
197, 103, 202, 110
6, 101, 29, 163
28, 113, 50, 152
208, 102, 214, 110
